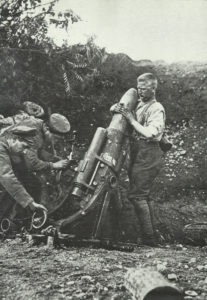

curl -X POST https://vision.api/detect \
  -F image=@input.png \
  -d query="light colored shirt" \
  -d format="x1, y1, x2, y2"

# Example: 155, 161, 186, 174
134, 99, 165, 141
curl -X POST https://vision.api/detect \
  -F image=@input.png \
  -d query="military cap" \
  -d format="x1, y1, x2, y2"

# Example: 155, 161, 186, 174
22, 101, 45, 117
49, 113, 70, 134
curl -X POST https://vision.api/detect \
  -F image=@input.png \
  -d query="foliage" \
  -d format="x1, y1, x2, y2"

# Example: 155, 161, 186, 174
0, 0, 106, 129
0, 0, 80, 48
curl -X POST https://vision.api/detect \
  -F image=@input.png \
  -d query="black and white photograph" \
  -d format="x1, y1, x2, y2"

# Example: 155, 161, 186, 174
0, 0, 207, 299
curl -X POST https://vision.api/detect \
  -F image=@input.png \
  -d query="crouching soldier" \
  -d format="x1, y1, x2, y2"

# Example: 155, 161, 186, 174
7, 111, 71, 207
0, 132, 47, 227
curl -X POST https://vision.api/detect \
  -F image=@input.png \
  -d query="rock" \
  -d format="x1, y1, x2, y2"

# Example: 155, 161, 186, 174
145, 252, 154, 258
175, 244, 184, 250
96, 282, 103, 291
81, 275, 92, 282
75, 292, 86, 299
156, 263, 167, 272
197, 265, 204, 271
189, 258, 196, 264
111, 294, 120, 300
107, 284, 114, 290
66, 281, 75, 286
103, 268, 110, 272
167, 273, 177, 281
179, 150, 187, 156
185, 290, 198, 297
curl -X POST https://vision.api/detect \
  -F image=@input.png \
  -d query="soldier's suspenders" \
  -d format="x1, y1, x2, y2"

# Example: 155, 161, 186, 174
135, 100, 156, 125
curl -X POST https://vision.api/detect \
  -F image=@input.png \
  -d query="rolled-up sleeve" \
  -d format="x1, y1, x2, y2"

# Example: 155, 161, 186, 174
146, 108, 165, 138
0, 144, 33, 208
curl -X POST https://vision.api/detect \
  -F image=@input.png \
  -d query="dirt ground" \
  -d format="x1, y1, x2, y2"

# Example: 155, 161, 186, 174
0, 239, 206, 300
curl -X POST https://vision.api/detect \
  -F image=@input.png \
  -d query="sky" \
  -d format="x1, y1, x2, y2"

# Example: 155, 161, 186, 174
47, 0, 207, 63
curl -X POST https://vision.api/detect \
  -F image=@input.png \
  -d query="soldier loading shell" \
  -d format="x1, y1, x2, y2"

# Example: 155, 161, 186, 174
111, 73, 165, 246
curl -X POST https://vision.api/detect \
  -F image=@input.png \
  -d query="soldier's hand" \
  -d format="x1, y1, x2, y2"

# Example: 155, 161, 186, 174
29, 201, 47, 212
52, 159, 69, 170
117, 106, 134, 124
110, 103, 123, 113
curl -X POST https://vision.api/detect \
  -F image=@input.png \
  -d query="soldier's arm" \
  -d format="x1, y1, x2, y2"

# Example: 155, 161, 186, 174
118, 104, 165, 139
0, 144, 34, 208
39, 148, 61, 162
130, 119, 155, 138
23, 149, 53, 172
23, 149, 68, 172
146, 107, 165, 138
130, 108, 165, 138
115, 107, 154, 138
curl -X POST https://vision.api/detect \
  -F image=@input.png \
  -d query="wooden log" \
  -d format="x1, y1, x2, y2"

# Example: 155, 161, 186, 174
124, 268, 183, 300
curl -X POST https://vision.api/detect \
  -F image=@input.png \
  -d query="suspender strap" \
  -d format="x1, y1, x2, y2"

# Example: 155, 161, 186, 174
136, 100, 156, 125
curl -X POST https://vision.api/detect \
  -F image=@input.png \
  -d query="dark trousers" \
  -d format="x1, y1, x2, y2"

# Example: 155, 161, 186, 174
128, 140, 162, 240
0, 170, 40, 223
128, 140, 162, 200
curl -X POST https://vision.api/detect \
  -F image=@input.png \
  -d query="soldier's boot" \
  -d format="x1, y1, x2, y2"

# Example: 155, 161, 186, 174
2, 204, 21, 237
147, 198, 156, 230
133, 199, 156, 246
148, 198, 164, 244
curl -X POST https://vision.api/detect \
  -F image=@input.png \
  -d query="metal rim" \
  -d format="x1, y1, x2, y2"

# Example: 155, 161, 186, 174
32, 210, 47, 229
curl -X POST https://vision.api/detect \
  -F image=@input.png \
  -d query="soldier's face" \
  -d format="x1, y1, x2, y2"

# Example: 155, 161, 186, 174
26, 103, 44, 117
51, 133, 64, 144
137, 81, 155, 102
8, 139, 28, 153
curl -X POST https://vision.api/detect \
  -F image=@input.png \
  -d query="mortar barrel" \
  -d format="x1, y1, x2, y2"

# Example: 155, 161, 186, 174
72, 127, 107, 197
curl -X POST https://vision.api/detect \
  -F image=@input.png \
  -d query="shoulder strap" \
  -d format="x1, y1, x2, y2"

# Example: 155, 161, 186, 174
137, 100, 156, 125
